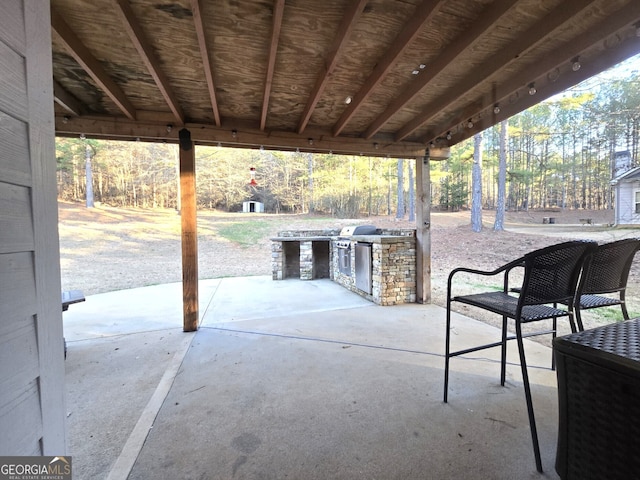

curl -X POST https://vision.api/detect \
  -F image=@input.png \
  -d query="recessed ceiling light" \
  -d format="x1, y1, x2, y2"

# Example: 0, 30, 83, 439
345, 96, 353, 104
412, 70, 420, 75
419, 64, 426, 69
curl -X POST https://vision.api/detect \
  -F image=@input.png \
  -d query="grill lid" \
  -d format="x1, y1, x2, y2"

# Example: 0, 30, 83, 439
339, 225, 378, 236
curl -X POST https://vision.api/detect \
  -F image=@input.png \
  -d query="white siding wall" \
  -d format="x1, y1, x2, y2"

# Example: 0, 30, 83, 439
616, 181, 640, 225
0, 0, 66, 455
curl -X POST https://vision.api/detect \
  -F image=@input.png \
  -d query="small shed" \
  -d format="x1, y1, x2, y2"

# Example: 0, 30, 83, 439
612, 166, 640, 225
243, 201, 264, 213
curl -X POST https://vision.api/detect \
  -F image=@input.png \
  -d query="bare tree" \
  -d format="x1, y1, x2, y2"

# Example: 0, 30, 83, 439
471, 133, 483, 232
84, 142, 95, 208
494, 120, 508, 231
307, 152, 314, 213
396, 158, 404, 219
408, 160, 415, 222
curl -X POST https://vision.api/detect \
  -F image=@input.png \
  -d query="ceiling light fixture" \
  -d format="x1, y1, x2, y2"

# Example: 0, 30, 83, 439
308, 138, 313, 146
62, 115, 69, 124
419, 64, 426, 70
412, 69, 420, 75
467, 119, 474, 129
493, 104, 501, 114
231, 129, 237, 139
446, 131, 452, 140
571, 57, 581, 71
528, 83, 537, 95
345, 96, 353, 104
373, 142, 379, 150
166, 124, 173, 133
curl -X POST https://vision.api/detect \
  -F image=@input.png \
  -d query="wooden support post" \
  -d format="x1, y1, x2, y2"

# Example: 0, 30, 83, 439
415, 151, 431, 303
179, 128, 198, 331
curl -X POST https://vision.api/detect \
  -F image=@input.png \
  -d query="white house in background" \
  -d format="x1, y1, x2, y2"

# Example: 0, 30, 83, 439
611, 165, 640, 226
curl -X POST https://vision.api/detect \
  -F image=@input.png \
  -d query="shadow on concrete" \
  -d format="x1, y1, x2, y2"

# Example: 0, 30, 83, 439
63, 276, 561, 480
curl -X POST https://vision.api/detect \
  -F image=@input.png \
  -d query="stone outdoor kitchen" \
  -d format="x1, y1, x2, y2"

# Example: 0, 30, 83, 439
271, 226, 416, 306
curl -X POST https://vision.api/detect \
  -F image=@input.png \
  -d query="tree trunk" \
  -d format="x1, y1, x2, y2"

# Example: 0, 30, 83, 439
471, 133, 483, 232
307, 152, 314, 213
408, 160, 415, 222
494, 120, 507, 231
85, 143, 94, 208
396, 158, 404, 219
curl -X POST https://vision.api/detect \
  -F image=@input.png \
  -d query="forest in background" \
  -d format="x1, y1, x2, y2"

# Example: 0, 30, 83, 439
56, 65, 640, 218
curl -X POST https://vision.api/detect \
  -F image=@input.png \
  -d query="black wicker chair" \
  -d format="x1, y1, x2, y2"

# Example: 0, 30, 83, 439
570, 238, 640, 331
443, 240, 597, 473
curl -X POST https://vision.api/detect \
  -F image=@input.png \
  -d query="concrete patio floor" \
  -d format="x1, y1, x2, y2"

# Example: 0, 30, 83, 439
63, 276, 562, 479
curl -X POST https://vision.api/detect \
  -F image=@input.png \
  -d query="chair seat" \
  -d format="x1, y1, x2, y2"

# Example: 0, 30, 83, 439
454, 291, 569, 322
578, 294, 623, 309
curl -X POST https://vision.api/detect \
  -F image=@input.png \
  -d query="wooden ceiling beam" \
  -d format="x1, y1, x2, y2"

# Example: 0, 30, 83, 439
260, 0, 285, 131
362, 0, 517, 140
423, 2, 640, 145
394, 0, 598, 142
114, 0, 184, 125
297, 0, 368, 134
54, 115, 426, 158
331, 0, 446, 137
50, 7, 137, 120
191, 0, 221, 127
53, 80, 83, 116
445, 35, 640, 146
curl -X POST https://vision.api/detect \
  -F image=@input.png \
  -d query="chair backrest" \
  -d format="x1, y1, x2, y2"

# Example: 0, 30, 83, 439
520, 240, 597, 306
580, 238, 640, 295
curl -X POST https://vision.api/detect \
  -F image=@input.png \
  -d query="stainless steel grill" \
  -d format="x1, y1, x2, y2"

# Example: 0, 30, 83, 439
335, 225, 377, 282
339, 225, 377, 237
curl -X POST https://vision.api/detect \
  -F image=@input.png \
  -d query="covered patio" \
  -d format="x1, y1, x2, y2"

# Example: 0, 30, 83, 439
63, 277, 561, 479
3, 0, 640, 475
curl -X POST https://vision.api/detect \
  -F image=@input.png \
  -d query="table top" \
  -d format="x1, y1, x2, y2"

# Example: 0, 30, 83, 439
553, 318, 640, 373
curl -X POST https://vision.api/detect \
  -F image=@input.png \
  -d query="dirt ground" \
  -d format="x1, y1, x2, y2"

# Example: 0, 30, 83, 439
58, 202, 640, 340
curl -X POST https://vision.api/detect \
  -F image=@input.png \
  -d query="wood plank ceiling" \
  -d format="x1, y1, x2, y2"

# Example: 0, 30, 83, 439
51, 0, 640, 158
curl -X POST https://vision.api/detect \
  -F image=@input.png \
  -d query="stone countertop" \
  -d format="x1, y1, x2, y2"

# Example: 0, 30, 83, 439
271, 236, 333, 241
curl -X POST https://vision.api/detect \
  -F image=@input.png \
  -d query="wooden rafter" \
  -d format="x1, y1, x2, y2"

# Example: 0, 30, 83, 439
50, 7, 136, 120
260, 0, 285, 131
447, 34, 640, 146
423, 1, 640, 145
297, 0, 368, 134
191, 0, 221, 127
363, 0, 518, 139
114, 0, 184, 125
394, 0, 597, 142
332, 0, 445, 137
53, 80, 83, 116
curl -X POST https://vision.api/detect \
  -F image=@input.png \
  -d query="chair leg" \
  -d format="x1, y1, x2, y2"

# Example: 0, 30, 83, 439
515, 321, 543, 473
500, 315, 507, 386
551, 316, 557, 371
444, 299, 452, 403
621, 293, 630, 320
622, 303, 630, 321
573, 308, 584, 332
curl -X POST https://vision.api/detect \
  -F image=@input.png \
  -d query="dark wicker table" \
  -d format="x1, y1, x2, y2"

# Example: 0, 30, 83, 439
554, 319, 640, 480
